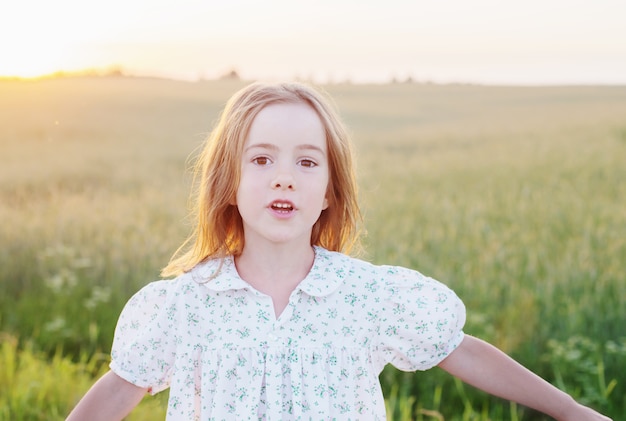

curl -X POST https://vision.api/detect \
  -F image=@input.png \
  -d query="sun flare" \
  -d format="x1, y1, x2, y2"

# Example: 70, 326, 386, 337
0, 40, 71, 79
0, 1, 103, 78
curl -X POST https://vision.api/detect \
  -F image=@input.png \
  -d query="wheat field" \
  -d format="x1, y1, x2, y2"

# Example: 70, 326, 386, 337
1, 77, 625, 420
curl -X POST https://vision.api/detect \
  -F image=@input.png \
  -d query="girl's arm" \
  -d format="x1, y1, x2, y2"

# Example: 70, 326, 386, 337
66, 370, 147, 421
438, 335, 612, 421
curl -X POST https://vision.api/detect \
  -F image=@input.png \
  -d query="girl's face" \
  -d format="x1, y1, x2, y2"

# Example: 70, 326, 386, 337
236, 102, 329, 250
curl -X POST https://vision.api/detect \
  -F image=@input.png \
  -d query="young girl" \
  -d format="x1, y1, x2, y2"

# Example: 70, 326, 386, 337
67, 82, 611, 420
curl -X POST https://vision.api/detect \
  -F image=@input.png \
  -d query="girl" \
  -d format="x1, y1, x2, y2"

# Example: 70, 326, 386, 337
67, 82, 611, 420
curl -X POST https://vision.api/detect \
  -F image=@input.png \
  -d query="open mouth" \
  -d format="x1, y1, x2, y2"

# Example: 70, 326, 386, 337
270, 201, 294, 212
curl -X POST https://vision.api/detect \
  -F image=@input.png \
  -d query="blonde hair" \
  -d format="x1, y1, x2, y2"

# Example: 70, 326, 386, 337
161, 81, 361, 277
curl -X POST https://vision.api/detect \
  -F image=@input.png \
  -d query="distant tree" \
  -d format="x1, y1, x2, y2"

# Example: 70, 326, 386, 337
220, 69, 240, 80
103, 66, 125, 77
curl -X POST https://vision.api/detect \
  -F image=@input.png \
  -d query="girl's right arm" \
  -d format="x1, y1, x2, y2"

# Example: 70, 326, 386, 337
66, 370, 147, 421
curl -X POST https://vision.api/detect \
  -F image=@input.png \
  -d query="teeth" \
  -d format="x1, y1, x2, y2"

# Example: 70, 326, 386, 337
272, 202, 293, 209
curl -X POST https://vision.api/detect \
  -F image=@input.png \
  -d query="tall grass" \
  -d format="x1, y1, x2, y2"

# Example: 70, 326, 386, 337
0, 333, 168, 420
1, 78, 625, 419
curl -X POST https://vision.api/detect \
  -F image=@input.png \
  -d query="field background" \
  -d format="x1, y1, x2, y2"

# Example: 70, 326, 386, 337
1, 77, 625, 420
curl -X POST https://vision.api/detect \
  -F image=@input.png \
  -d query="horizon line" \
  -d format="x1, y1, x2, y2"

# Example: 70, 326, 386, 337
2, 66, 625, 88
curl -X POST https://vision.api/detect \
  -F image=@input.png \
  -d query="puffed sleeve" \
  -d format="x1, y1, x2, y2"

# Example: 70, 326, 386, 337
109, 280, 178, 395
377, 265, 466, 371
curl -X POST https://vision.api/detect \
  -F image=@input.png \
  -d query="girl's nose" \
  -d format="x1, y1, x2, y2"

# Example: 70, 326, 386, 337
272, 172, 295, 190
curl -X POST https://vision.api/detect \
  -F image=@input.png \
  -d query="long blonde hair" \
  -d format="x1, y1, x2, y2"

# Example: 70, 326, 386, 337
161, 82, 361, 277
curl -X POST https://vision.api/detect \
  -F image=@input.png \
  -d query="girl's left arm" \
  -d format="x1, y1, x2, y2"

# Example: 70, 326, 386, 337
437, 335, 612, 421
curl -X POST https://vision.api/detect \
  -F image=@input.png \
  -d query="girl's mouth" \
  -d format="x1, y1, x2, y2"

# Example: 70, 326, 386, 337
270, 201, 294, 213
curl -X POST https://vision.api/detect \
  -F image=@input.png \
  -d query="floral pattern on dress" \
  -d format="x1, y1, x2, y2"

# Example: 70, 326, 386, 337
110, 247, 466, 420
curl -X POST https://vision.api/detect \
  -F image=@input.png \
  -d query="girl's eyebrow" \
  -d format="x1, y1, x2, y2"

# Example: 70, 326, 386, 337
244, 143, 326, 156
244, 143, 278, 152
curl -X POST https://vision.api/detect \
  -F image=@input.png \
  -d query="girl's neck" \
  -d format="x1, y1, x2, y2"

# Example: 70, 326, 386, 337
234, 243, 315, 316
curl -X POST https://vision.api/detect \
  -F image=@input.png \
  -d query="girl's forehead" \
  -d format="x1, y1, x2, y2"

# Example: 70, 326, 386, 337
253, 101, 320, 123
245, 102, 326, 147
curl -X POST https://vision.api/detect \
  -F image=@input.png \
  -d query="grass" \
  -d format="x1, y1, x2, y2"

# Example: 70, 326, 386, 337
0, 333, 168, 420
1, 77, 625, 419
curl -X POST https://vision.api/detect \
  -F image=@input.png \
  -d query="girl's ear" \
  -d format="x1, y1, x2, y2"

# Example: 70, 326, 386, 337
322, 197, 329, 210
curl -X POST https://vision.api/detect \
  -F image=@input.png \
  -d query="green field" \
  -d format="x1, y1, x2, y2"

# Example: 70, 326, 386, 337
1, 77, 625, 420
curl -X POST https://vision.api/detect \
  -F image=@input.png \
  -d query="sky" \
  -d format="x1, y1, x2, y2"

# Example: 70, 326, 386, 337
1, 0, 625, 85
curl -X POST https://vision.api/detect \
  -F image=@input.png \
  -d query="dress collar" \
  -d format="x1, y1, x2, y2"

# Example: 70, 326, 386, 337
190, 247, 344, 297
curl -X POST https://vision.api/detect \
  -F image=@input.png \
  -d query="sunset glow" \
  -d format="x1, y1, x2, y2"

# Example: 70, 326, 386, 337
2, 0, 626, 84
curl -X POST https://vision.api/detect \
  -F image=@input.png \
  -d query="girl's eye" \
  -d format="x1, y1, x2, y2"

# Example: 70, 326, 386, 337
299, 159, 317, 168
252, 157, 271, 166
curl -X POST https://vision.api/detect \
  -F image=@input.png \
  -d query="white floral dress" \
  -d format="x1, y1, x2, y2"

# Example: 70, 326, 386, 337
110, 247, 466, 420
